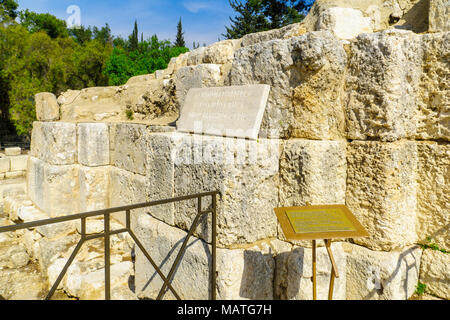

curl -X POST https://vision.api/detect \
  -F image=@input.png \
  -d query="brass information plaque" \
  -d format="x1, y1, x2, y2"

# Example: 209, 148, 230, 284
275, 205, 369, 241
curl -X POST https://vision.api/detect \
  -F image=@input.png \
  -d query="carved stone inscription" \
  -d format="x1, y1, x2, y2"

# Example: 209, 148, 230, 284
177, 85, 270, 140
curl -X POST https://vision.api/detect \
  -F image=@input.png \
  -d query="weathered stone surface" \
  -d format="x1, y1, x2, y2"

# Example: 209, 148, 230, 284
135, 214, 276, 300
108, 166, 147, 226
9, 155, 28, 172
316, 7, 373, 39
60, 86, 123, 122
126, 73, 156, 85
173, 134, 280, 246
344, 243, 422, 300
186, 47, 207, 66
346, 141, 418, 251
79, 166, 110, 212
303, 0, 428, 34
429, 0, 450, 32
31, 122, 77, 165
420, 249, 450, 300
78, 123, 110, 167
279, 139, 347, 208
278, 242, 347, 300
0, 263, 48, 300
0, 157, 10, 173
230, 31, 347, 139
27, 157, 80, 217
240, 23, 306, 47
35, 92, 60, 121
5, 147, 21, 156
145, 133, 182, 226
346, 30, 423, 142
416, 142, 450, 251
416, 32, 450, 141
216, 243, 276, 300
177, 85, 270, 140
110, 123, 148, 176
174, 64, 222, 109
202, 39, 241, 64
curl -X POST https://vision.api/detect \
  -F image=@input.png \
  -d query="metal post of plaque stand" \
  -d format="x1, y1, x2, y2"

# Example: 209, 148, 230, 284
275, 205, 369, 301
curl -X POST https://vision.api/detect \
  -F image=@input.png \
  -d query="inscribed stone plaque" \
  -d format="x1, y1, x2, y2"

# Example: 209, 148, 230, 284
176, 85, 270, 140
275, 205, 369, 241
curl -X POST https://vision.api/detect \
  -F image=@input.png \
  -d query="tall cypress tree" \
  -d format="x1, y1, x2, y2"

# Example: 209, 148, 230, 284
174, 18, 186, 47
128, 20, 139, 51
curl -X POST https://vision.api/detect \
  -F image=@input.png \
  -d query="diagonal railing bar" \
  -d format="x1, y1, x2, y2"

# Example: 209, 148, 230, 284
0, 191, 221, 300
156, 197, 208, 300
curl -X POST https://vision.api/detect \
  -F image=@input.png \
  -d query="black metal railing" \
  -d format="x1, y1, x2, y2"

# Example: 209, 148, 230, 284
0, 191, 221, 300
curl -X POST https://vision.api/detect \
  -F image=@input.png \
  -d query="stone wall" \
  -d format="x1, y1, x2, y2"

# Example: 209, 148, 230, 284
0, 0, 448, 300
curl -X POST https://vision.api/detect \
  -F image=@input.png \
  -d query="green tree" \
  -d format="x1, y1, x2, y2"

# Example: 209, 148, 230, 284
224, 0, 314, 39
0, 0, 19, 22
174, 18, 186, 47
69, 25, 93, 45
105, 34, 188, 86
128, 20, 139, 52
19, 9, 69, 38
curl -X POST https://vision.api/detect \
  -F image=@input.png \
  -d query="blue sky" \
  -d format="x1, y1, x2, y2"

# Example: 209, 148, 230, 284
16, 0, 236, 48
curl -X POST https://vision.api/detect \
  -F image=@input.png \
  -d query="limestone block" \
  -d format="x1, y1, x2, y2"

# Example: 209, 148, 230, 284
346, 30, 423, 141
35, 92, 60, 121
316, 7, 373, 39
37, 234, 79, 276
279, 139, 347, 207
346, 141, 418, 251
0, 264, 48, 300
186, 47, 207, 66
57, 89, 81, 105
173, 134, 280, 247
145, 133, 184, 226
27, 157, 80, 217
0, 243, 29, 269
30, 122, 77, 165
135, 214, 276, 300
110, 123, 148, 176
60, 86, 123, 122
429, 0, 450, 32
44, 164, 80, 217
216, 243, 276, 300
416, 142, 450, 251
344, 243, 422, 300
65, 261, 133, 300
5, 171, 24, 179
420, 249, 450, 300
77, 123, 110, 167
5, 147, 21, 156
10, 155, 28, 172
416, 32, 450, 141
202, 40, 240, 65
276, 242, 347, 300
27, 157, 46, 211
79, 166, 110, 213
230, 31, 347, 139
240, 23, 306, 47
174, 64, 221, 109
0, 157, 10, 173
126, 73, 156, 85
108, 166, 147, 227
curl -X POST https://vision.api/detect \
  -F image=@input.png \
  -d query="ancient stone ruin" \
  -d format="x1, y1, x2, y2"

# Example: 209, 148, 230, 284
0, 0, 448, 300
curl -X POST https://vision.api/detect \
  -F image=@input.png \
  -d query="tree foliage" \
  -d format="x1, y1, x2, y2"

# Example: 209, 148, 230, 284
105, 34, 188, 86
174, 18, 186, 48
0, 8, 189, 137
224, 0, 315, 39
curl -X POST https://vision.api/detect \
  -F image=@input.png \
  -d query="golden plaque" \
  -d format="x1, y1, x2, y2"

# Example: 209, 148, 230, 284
274, 205, 369, 300
275, 205, 369, 241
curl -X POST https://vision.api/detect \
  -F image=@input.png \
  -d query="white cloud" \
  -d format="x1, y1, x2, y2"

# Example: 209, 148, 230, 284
183, 1, 214, 13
